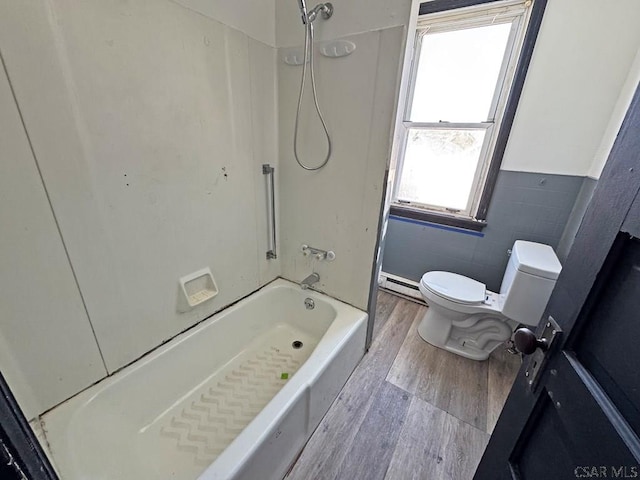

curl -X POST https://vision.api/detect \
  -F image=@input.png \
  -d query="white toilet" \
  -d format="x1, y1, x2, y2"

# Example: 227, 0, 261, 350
417, 240, 562, 361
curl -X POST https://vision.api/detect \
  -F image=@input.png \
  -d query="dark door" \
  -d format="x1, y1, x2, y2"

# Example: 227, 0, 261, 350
475, 86, 640, 479
0, 370, 58, 479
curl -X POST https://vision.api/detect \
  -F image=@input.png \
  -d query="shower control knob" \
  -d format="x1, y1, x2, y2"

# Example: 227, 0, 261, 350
514, 328, 548, 355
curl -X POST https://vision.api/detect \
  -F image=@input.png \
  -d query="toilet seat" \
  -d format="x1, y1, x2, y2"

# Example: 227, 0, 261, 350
421, 271, 486, 305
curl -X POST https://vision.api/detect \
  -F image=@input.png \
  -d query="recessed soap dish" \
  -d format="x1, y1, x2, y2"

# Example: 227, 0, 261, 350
178, 268, 218, 312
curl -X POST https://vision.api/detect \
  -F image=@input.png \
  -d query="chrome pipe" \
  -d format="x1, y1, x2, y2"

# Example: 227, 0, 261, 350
297, 0, 309, 24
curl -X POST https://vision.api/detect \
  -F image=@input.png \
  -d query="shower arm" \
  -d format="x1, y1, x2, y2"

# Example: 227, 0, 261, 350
307, 3, 333, 23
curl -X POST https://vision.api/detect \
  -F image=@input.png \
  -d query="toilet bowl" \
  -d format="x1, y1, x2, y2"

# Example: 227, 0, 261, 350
417, 240, 562, 361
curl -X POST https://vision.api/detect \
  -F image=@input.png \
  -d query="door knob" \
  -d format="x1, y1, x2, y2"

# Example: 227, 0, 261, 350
514, 327, 549, 355
517, 318, 561, 390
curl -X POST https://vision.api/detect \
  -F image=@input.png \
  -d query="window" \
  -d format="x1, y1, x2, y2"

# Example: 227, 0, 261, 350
391, 0, 539, 229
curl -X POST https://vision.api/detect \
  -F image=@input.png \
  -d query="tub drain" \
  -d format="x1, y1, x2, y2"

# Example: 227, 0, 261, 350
292, 340, 303, 349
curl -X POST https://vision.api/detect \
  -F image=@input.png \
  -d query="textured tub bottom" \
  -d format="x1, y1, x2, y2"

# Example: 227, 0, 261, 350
138, 324, 317, 479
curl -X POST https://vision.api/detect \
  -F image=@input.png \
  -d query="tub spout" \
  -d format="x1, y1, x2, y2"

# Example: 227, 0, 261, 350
300, 273, 320, 290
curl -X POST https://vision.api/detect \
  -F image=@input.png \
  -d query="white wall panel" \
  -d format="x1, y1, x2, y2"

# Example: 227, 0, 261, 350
278, 27, 404, 309
173, 0, 276, 47
0, 0, 279, 374
0, 65, 106, 419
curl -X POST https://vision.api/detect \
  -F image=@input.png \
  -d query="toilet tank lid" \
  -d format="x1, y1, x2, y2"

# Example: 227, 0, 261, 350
421, 271, 486, 304
512, 240, 562, 280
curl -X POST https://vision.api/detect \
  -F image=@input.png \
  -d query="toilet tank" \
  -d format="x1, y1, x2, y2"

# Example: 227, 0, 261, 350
500, 241, 562, 326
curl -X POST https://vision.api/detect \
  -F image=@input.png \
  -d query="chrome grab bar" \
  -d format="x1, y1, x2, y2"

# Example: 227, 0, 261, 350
263, 164, 277, 260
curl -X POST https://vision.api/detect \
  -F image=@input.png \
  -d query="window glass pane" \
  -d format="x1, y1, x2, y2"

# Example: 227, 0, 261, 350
397, 129, 486, 211
409, 22, 512, 123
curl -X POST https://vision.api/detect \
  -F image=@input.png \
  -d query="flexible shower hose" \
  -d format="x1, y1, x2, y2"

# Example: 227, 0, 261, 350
293, 21, 332, 171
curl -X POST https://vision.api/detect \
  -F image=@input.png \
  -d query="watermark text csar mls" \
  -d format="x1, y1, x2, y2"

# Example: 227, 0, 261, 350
574, 466, 639, 478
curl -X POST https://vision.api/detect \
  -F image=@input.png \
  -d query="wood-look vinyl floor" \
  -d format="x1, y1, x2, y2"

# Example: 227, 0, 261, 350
286, 290, 521, 480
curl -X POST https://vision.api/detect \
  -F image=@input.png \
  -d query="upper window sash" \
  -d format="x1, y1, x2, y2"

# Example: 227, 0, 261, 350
405, 15, 522, 125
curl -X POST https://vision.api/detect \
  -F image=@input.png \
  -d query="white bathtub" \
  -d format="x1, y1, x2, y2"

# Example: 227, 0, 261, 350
42, 278, 367, 480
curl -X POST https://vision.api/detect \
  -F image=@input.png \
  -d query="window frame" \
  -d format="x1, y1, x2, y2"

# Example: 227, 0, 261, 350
389, 0, 548, 230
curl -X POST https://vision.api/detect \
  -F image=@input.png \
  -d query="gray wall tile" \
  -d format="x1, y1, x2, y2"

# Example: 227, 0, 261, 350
381, 170, 584, 292
555, 177, 598, 262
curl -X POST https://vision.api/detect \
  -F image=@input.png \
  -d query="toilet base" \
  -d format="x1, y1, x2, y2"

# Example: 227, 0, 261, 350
417, 305, 514, 361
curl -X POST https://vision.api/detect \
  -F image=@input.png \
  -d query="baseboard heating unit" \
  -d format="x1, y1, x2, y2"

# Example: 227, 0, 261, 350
378, 272, 425, 304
